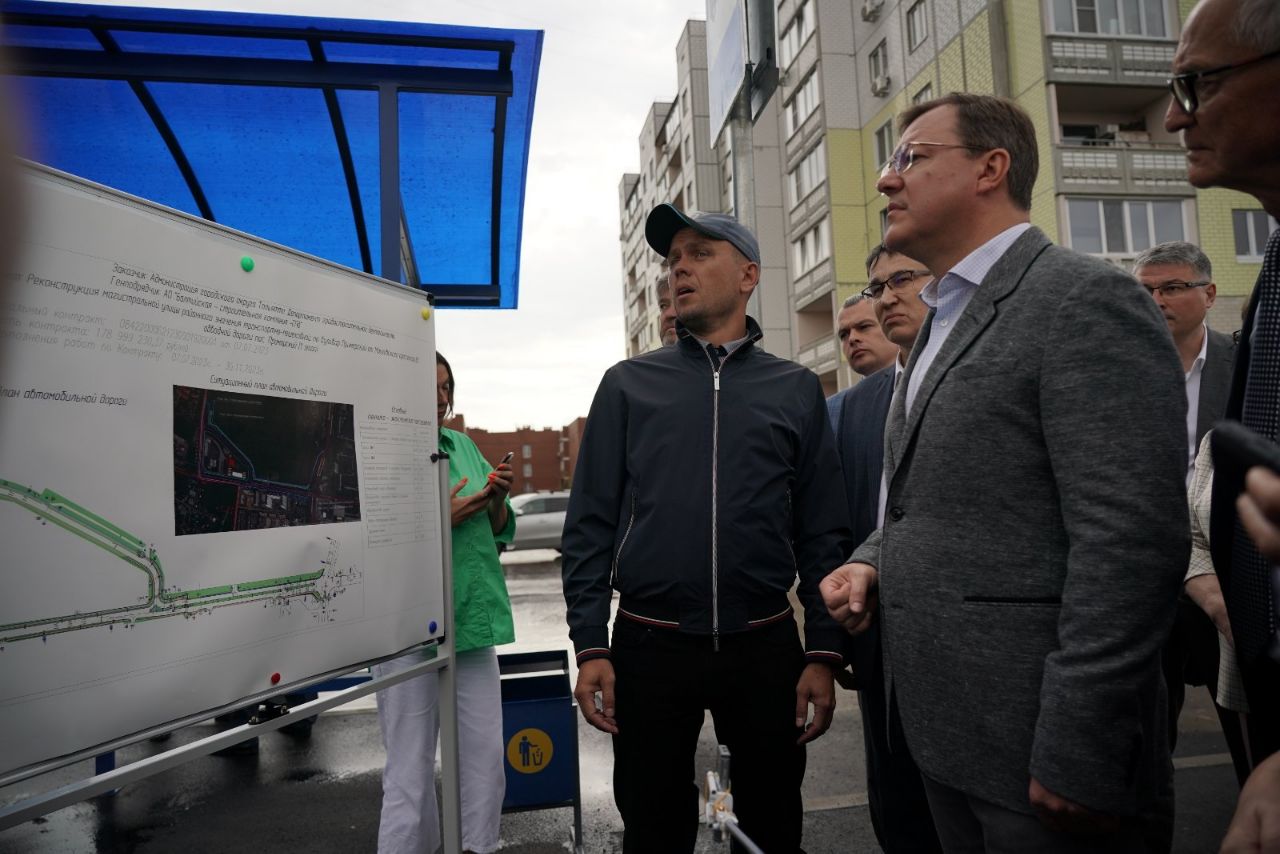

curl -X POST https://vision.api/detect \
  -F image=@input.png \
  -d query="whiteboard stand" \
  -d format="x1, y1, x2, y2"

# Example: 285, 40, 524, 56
434, 447, 463, 854
0, 451, 463, 842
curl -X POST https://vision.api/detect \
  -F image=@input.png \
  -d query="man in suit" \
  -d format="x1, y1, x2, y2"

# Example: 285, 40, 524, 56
832, 244, 939, 853
821, 93, 1189, 849
1168, 0, 1280, 760
827, 293, 900, 431
1166, 2, 1280, 846
1133, 242, 1238, 757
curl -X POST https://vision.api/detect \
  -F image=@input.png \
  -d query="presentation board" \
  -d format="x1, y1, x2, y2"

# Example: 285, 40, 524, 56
0, 163, 445, 777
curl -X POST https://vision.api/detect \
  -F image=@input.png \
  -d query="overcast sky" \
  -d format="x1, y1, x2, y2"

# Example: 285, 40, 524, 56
69, 0, 710, 430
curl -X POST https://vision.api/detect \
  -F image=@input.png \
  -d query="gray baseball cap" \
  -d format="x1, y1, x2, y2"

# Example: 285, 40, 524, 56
644, 204, 761, 264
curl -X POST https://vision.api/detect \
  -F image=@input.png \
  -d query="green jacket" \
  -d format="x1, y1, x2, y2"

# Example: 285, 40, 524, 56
440, 427, 515, 652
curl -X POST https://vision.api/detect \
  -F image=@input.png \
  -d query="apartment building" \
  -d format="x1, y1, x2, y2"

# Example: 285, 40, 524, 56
618, 21, 724, 357
621, 2, 1276, 394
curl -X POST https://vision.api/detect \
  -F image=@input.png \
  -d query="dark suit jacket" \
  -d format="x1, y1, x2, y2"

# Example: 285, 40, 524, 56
1209, 280, 1275, 678
832, 366, 896, 685
1196, 328, 1235, 450
852, 228, 1190, 816
1176, 328, 1235, 688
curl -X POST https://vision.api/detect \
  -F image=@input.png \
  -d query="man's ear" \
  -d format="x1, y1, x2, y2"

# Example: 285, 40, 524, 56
975, 148, 1012, 199
1204, 281, 1217, 310
739, 261, 760, 296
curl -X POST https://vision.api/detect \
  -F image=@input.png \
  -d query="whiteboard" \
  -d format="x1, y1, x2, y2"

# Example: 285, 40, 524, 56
0, 163, 446, 776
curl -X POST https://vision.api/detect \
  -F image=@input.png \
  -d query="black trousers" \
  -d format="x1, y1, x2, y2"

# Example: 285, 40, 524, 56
857, 653, 942, 853
610, 616, 807, 854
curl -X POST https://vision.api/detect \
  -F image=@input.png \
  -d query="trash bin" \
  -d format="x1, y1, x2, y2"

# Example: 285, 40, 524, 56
499, 650, 582, 853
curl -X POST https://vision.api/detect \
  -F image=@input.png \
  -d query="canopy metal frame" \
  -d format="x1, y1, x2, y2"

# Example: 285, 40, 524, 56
3, 6, 518, 305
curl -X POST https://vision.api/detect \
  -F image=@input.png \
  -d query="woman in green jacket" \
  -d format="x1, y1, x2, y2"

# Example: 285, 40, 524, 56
373, 352, 515, 854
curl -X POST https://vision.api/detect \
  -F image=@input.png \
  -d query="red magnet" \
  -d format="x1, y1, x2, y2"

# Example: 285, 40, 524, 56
270, 672, 281, 685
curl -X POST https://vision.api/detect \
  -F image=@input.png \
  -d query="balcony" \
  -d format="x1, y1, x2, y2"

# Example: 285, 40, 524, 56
792, 258, 835, 311
1053, 140, 1192, 197
796, 334, 839, 376
1045, 36, 1175, 87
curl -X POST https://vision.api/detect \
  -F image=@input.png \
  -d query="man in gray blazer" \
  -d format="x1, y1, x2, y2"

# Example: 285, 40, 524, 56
833, 244, 938, 853
822, 93, 1189, 849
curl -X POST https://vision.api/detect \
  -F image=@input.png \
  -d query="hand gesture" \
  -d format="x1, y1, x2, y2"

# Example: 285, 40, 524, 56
449, 477, 490, 527
820, 562, 880, 635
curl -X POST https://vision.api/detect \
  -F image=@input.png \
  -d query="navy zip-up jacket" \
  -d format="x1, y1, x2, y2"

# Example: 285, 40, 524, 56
561, 317, 853, 665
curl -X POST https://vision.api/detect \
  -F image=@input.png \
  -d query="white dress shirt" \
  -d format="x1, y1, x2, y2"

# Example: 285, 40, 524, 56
1183, 324, 1209, 487
904, 223, 1032, 414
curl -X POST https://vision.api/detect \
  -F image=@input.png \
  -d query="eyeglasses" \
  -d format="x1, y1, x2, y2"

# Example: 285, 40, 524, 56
862, 269, 931, 300
880, 141, 989, 177
1141, 279, 1210, 298
1167, 49, 1280, 116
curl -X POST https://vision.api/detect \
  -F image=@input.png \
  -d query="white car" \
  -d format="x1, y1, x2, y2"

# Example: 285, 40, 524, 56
505, 491, 571, 552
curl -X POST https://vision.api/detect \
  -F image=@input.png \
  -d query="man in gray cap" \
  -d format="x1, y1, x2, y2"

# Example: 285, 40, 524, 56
562, 205, 852, 853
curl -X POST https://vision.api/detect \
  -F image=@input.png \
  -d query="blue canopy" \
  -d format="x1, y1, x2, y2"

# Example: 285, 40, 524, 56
0, 1, 542, 307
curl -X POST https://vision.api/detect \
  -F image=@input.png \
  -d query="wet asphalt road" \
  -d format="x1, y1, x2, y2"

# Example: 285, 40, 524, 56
0, 551, 1242, 853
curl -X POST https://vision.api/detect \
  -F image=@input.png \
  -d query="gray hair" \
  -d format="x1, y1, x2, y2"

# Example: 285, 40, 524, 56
841, 293, 870, 310
1132, 241, 1213, 280
1233, 0, 1280, 53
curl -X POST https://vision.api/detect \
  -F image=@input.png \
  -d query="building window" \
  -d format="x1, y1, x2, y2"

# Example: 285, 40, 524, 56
879, 207, 890, 235
874, 121, 895, 170
792, 217, 831, 274
522, 444, 532, 459
913, 83, 933, 104
1234, 209, 1279, 261
783, 70, 821, 138
787, 140, 827, 207
522, 463, 533, 478
907, 1, 928, 51
869, 40, 889, 82
778, 0, 813, 70
1051, 0, 1166, 37
1066, 197, 1184, 255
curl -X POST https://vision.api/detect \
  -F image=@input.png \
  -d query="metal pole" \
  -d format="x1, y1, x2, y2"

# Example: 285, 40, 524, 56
379, 83, 401, 284
435, 448, 463, 854
0, 652, 447, 830
728, 78, 759, 320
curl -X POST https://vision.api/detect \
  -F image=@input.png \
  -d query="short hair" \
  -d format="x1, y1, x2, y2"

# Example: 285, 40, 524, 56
656, 278, 671, 296
842, 293, 870, 310
865, 243, 890, 276
1132, 241, 1213, 281
898, 93, 1038, 211
1234, 0, 1280, 53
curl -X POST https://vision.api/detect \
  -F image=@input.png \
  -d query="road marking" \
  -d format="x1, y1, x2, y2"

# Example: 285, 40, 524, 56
1174, 752, 1233, 770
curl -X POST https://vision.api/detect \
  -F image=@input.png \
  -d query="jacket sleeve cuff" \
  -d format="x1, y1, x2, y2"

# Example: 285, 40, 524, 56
571, 626, 611, 663
804, 625, 849, 665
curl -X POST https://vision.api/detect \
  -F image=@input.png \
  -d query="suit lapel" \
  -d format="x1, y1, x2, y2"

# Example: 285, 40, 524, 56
1196, 329, 1235, 444
889, 228, 1053, 475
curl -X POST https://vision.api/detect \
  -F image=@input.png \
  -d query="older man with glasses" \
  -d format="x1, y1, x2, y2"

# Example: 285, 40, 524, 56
1166, 1, 1280, 848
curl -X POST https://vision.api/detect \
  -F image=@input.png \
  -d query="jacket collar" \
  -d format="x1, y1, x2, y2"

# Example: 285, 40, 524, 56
886, 227, 1053, 473
675, 315, 764, 358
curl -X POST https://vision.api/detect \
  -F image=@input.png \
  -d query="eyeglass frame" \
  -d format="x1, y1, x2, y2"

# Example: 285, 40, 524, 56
1167, 49, 1280, 116
1139, 279, 1211, 298
880, 140, 991, 178
862, 268, 931, 300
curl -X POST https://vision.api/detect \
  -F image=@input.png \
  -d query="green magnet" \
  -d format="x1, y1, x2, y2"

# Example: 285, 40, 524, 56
240, 256, 255, 272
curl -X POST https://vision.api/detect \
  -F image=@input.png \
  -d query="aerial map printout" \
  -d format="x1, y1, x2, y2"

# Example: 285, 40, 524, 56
0, 165, 444, 776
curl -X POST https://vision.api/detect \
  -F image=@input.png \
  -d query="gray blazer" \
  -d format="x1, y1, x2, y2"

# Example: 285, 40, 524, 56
852, 227, 1190, 817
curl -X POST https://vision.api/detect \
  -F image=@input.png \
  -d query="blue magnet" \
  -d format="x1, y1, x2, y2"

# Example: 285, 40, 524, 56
429, 620, 438, 634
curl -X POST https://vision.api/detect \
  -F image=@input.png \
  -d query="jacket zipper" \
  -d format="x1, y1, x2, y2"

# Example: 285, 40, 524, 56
611, 490, 637, 585
708, 347, 723, 652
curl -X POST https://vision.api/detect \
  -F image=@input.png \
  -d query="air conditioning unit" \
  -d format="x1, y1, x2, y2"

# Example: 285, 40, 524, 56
871, 75, 891, 96
861, 0, 884, 22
